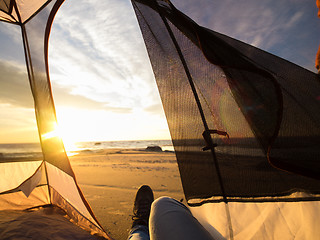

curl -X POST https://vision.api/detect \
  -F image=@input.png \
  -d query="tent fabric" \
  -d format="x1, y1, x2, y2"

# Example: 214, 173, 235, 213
50, 188, 108, 238
0, 0, 74, 176
18, 162, 45, 197
191, 198, 320, 240
0, 0, 49, 23
132, 0, 320, 238
0, 206, 104, 239
0, 0, 110, 238
46, 162, 98, 226
0, 186, 50, 210
22, 0, 75, 176
0, 161, 42, 193
132, 0, 320, 203
14, 0, 49, 23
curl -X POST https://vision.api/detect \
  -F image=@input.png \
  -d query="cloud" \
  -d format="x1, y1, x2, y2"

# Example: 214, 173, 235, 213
171, 0, 318, 72
2, 0, 316, 143
52, 84, 108, 110
49, 0, 160, 113
0, 21, 21, 45
0, 60, 33, 108
0, 58, 114, 111
0, 0, 172, 143
0, 103, 39, 143
0, 23, 25, 63
144, 103, 166, 115
49, 0, 317, 116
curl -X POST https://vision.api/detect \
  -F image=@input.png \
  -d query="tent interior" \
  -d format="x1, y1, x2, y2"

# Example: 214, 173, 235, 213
0, 0, 320, 239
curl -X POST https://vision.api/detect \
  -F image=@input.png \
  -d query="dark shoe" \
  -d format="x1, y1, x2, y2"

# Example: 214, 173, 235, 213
132, 185, 154, 227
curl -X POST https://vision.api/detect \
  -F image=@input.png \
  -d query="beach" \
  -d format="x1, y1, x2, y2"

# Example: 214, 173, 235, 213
69, 148, 184, 240
0, 140, 184, 240
2, 141, 320, 240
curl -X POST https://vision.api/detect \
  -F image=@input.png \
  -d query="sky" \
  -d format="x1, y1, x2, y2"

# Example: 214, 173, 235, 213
0, 0, 319, 144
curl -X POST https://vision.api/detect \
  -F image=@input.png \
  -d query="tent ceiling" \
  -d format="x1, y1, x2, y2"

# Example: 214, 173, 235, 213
0, 0, 49, 23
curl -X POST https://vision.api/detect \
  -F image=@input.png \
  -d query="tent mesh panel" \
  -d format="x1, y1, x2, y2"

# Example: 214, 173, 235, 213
132, 0, 320, 203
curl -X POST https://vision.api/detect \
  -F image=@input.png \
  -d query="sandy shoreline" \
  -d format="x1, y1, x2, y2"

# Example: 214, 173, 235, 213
69, 149, 184, 240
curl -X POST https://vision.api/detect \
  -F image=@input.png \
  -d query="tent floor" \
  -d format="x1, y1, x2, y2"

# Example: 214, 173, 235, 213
0, 205, 104, 239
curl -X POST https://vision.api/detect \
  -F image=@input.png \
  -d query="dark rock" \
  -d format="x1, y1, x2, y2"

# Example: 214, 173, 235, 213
145, 146, 162, 152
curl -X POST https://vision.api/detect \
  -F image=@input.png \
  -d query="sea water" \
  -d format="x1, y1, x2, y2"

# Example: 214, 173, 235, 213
0, 143, 42, 159
0, 139, 269, 160
0, 140, 174, 159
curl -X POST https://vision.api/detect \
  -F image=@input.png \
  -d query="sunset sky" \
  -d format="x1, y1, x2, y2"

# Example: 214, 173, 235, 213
0, 0, 319, 143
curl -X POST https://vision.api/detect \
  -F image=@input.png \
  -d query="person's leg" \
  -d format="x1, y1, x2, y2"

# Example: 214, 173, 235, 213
127, 185, 154, 240
128, 225, 150, 240
149, 197, 213, 240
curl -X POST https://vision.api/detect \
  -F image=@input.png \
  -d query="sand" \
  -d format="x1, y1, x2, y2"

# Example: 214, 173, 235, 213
68, 149, 184, 240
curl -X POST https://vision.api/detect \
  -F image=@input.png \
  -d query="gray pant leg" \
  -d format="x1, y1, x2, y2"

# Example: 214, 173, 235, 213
149, 197, 214, 240
128, 225, 150, 240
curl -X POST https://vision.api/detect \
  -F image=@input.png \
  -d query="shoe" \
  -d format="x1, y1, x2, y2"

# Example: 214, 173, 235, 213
132, 185, 154, 227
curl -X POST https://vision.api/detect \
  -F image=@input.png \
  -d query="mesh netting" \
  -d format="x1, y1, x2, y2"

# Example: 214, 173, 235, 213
132, 0, 320, 203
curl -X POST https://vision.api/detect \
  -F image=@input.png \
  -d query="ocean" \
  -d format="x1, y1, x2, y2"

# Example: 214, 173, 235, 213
0, 138, 269, 160
0, 140, 174, 159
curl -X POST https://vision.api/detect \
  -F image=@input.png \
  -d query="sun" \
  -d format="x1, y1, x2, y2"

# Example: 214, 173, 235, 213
40, 121, 78, 155
58, 128, 78, 153
54, 108, 84, 152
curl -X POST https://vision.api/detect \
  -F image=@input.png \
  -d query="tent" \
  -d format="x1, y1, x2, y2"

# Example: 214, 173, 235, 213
0, 0, 110, 239
131, 0, 320, 239
0, 0, 320, 239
